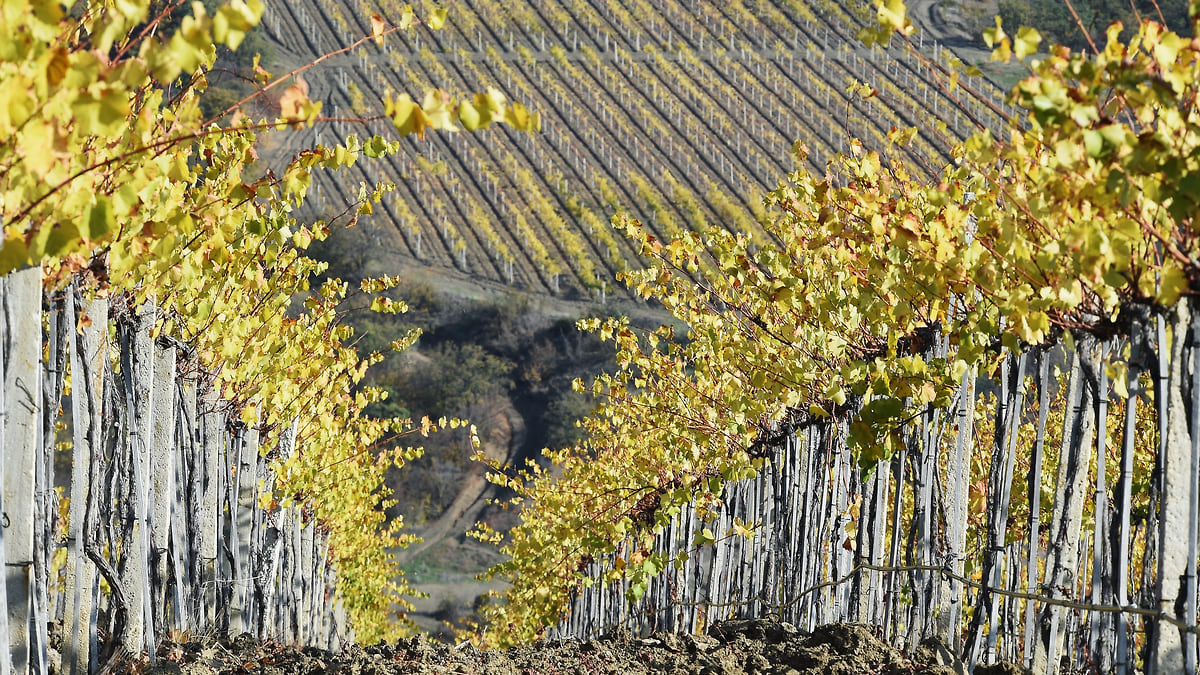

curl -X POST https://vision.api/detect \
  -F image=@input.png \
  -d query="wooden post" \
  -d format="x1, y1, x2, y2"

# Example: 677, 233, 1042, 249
219, 428, 238, 632
3, 266, 41, 675
1024, 350, 1052, 670
65, 295, 106, 675
119, 302, 158, 661
289, 509, 303, 642
35, 285, 66, 673
150, 340, 178, 634
275, 510, 292, 642
1188, 301, 1200, 675
173, 372, 197, 633
299, 520, 315, 645
941, 362, 976, 649
1090, 342, 1114, 672
0, 274, 10, 675
197, 389, 221, 630
247, 434, 267, 635
1033, 339, 1097, 674
983, 354, 1028, 662
227, 422, 257, 635
257, 521, 282, 642
1151, 301, 1195, 673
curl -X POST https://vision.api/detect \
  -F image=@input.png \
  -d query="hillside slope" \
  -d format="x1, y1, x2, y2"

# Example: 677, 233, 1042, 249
257, 0, 1011, 298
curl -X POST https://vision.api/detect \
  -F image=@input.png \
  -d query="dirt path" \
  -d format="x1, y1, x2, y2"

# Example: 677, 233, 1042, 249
907, 0, 975, 45
907, 0, 1007, 65
141, 620, 1029, 675
395, 400, 524, 566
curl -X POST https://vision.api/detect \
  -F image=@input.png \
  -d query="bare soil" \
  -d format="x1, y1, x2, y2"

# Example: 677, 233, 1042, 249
135, 620, 1029, 675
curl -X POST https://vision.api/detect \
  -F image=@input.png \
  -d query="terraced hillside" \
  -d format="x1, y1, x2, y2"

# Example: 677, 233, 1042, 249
258, 0, 1011, 298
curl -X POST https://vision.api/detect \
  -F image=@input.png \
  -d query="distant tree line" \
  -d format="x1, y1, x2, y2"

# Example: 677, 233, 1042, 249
997, 0, 1192, 51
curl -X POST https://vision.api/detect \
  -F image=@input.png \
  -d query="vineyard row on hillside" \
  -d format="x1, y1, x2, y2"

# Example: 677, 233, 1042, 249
257, 0, 1010, 297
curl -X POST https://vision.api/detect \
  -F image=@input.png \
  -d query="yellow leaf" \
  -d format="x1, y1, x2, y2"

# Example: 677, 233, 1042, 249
1014, 26, 1041, 59
421, 89, 456, 130
391, 94, 429, 137
16, 120, 58, 178
397, 4, 415, 29
370, 13, 385, 46
458, 98, 486, 130
0, 74, 34, 135
876, 0, 909, 36
427, 7, 447, 30
1107, 361, 1129, 399
504, 100, 535, 131
1013, 310, 1049, 344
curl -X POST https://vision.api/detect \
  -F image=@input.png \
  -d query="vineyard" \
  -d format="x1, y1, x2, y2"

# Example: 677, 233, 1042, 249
0, 270, 349, 673
257, 0, 1011, 297
9, 0, 1200, 670
464, 4, 1200, 670
549, 330, 1174, 674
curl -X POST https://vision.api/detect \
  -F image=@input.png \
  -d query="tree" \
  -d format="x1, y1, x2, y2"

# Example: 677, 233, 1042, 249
996, 0, 1193, 52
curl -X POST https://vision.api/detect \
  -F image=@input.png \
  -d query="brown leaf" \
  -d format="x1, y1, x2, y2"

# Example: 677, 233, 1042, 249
279, 79, 310, 123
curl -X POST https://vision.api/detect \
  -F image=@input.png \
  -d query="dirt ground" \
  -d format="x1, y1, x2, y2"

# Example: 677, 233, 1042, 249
134, 620, 1029, 675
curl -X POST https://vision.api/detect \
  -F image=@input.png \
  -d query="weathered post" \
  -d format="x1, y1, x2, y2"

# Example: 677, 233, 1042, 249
1150, 302, 1196, 674
3, 267, 43, 675
197, 389, 222, 629
119, 302, 159, 661
150, 339, 178, 634
65, 295, 107, 675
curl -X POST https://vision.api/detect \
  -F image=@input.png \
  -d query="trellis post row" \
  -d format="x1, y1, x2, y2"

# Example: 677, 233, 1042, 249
0, 267, 350, 674
553, 298, 1200, 675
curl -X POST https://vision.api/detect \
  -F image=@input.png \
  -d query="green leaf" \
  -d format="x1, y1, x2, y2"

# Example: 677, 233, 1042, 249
363, 135, 394, 158
81, 196, 115, 241
642, 557, 660, 577
0, 232, 30, 276
1158, 264, 1188, 307
823, 381, 847, 406
1014, 26, 1041, 59
42, 220, 79, 259
693, 528, 717, 546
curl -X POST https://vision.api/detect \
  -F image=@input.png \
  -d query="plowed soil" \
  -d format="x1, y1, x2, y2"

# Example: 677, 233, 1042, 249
135, 620, 1029, 675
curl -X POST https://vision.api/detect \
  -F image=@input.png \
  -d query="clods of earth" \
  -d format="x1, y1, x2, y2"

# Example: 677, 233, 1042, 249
135, 620, 1030, 674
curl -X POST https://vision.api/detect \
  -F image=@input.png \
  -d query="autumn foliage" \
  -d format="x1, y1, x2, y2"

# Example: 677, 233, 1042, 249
472, 0, 1200, 645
